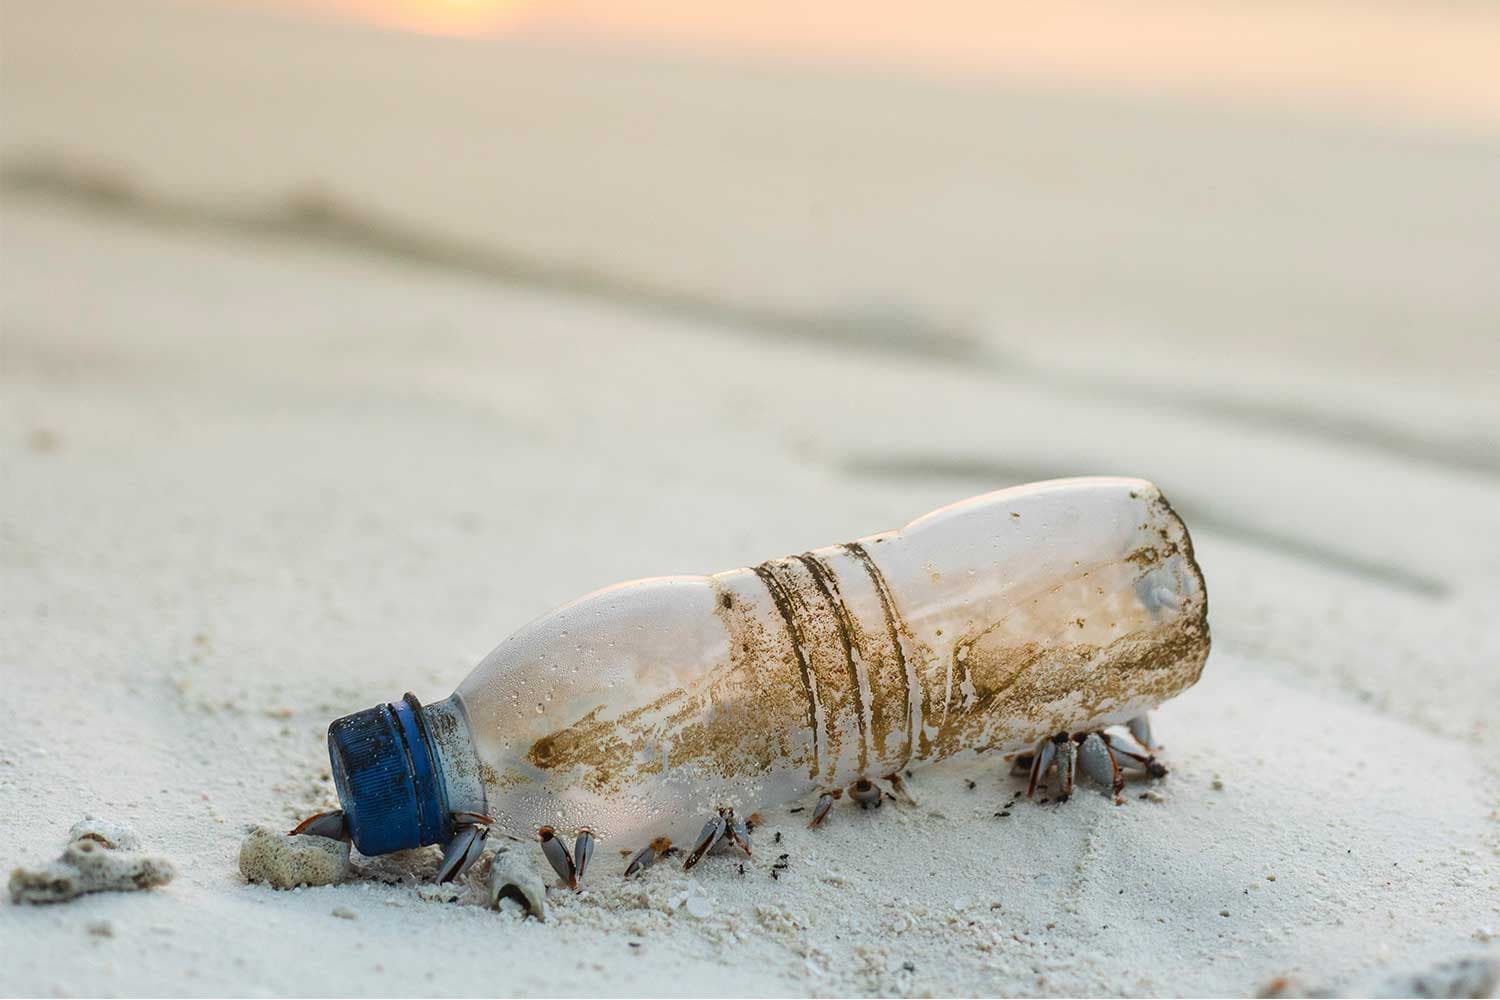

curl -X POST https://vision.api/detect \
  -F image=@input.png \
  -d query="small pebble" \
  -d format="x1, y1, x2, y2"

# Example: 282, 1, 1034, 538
331, 906, 358, 920
238, 826, 350, 889
86, 919, 115, 938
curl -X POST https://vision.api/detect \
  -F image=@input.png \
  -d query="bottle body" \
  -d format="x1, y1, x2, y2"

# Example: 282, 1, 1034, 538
433, 476, 1208, 851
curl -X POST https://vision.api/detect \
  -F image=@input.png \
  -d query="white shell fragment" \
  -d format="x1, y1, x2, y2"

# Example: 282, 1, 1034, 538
486, 847, 548, 921
668, 883, 714, 919
238, 825, 351, 889
9, 820, 175, 904
68, 817, 142, 851
446, 477, 1209, 850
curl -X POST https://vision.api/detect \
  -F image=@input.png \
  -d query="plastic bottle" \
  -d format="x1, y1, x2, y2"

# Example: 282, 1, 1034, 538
325, 476, 1208, 860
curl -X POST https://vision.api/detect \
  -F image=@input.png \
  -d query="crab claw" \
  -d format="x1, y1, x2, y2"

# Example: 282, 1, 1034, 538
683, 813, 726, 870
1077, 732, 1124, 799
574, 828, 595, 884
488, 847, 548, 921
538, 826, 577, 889
436, 822, 489, 884
849, 778, 882, 809
624, 836, 671, 878
808, 792, 835, 829
289, 809, 349, 841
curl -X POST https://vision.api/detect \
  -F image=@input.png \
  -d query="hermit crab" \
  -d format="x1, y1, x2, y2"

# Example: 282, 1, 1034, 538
292, 477, 1210, 886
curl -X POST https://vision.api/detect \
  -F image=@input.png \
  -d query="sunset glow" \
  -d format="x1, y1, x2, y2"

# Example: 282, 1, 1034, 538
258, 0, 1500, 127
291, 0, 534, 36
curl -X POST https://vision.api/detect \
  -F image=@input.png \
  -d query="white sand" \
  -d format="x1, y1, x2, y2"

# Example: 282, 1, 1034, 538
2, 2, 1498, 995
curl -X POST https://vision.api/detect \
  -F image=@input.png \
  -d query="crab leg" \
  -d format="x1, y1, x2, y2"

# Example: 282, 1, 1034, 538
289, 809, 349, 841
538, 826, 577, 888
436, 824, 488, 883
1025, 738, 1058, 798
724, 811, 752, 857
882, 771, 917, 805
808, 791, 836, 829
1102, 732, 1168, 778
683, 813, 727, 870
1127, 714, 1155, 751
623, 844, 654, 878
624, 836, 672, 878
1055, 736, 1077, 801
433, 812, 495, 883
574, 829, 595, 883
452, 811, 494, 826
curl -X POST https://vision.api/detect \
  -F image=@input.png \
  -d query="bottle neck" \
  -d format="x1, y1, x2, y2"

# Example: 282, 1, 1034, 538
419, 693, 488, 821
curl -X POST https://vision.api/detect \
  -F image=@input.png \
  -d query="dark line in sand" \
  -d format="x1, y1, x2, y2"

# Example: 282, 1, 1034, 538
6, 155, 1494, 481
838, 454, 1449, 600
0, 157, 973, 365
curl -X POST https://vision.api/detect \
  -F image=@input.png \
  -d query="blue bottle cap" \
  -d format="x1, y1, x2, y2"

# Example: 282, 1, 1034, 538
327, 693, 451, 856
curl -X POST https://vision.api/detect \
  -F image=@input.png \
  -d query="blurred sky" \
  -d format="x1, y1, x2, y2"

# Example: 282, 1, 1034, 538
259, 0, 1500, 129
3, 0, 1498, 415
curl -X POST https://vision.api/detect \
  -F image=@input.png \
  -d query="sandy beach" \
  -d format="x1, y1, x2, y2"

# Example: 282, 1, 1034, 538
2, 2, 1498, 995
